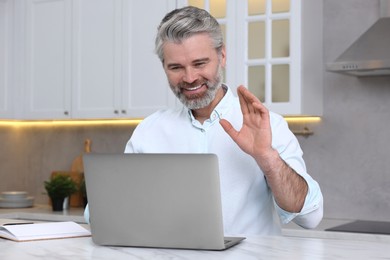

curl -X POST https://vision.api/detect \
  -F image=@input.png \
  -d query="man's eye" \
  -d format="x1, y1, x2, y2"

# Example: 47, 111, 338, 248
194, 62, 206, 67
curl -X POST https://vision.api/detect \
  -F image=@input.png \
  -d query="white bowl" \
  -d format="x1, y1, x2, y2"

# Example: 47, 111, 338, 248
1, 191, 28, 200
0, 196, 34, 208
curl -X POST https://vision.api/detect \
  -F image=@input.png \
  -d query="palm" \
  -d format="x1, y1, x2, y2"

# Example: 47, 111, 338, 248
220, 86, 272, 159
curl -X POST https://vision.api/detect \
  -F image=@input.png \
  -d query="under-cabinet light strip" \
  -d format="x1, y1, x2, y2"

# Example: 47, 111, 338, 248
0, 117, 320, 127
0, 119, 143, 127
284, 117, 321, 123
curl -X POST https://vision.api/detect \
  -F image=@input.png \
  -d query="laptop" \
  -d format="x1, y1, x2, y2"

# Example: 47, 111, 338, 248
83, 153, 245, 250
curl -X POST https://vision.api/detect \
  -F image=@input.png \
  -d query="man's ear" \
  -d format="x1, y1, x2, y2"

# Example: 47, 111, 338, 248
220, 45, 227, 68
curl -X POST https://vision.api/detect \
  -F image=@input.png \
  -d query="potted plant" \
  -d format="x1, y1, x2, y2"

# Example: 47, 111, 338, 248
44, 174, 78, 211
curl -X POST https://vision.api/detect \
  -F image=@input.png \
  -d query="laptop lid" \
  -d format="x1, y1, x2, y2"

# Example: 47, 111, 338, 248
83, 153, 244, 250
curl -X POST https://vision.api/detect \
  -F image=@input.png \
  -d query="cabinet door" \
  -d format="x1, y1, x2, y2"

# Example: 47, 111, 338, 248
124, 0, 177, 118
23, 0, 72, 119
184, 0, 323, 116
0, 0, 13, 118
71, 0, 123, 119
73, 0, 177, 119
236, 0, 298, 114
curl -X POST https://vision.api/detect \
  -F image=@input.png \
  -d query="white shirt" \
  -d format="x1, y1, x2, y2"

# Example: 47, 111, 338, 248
84, 86, 323, 235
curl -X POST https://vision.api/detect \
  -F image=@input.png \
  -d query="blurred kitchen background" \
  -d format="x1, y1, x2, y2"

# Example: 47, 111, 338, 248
0, 0, 389, 222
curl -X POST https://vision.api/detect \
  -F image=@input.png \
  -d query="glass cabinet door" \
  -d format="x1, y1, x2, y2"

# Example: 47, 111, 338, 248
181, 0, 314, 115
246, 0, 292, 105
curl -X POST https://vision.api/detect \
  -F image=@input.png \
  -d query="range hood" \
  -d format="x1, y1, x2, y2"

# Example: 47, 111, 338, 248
327, 0, 390, 76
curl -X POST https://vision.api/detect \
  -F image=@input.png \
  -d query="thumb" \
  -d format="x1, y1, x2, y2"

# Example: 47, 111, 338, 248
219, 119, 239, 140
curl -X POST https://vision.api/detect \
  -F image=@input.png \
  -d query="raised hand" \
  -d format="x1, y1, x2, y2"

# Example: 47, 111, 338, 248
219, 85, 274, 168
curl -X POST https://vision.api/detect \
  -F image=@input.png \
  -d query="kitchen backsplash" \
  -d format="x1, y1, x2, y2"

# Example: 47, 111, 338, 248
0, 124, 135, 205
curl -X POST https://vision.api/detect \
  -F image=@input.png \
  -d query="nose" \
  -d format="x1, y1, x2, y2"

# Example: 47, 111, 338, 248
183, 67, 198, 83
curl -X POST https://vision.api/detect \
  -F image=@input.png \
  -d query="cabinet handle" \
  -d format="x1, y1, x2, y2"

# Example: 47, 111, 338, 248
64, 111, 69, 115
121, 110, 126, 114
114, 110, 119, 114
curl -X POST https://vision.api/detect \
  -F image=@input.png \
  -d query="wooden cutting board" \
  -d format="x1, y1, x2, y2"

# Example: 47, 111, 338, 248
69, 139, 91, 207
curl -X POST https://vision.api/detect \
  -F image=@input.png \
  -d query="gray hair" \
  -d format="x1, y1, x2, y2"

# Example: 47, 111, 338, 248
155, 6, 224, 63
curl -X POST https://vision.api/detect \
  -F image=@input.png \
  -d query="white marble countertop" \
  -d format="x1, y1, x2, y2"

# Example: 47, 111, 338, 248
0, 231, 389, 259
1, 205, 390, 259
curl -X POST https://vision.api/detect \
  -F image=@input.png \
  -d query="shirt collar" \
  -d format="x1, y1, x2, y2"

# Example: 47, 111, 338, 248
187, 84, 233, 124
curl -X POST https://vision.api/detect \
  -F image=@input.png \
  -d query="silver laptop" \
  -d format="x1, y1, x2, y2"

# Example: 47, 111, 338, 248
83, 153, 245, 250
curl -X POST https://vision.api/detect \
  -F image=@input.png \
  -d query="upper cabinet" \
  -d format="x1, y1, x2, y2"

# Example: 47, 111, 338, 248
124, 0, 178, 118
73, 0, 177, 119
181, 0, 323, 116
71, 0, 126, 119
0, 0, 14, 119
3, 0, 177, 120
23, 0, 72, 119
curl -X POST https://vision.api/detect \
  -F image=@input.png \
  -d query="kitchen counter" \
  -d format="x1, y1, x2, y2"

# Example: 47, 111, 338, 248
0, 204, 85, 223
1, 206, 390, 259
0, 229, 389, 259
282, 217, 390, 243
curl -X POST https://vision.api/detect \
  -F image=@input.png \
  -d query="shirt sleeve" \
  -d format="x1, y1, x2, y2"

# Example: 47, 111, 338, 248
275, 180, 323, 228
270, 113, 324, 228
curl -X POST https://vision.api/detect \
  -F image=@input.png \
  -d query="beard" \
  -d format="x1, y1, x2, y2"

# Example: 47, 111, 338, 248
168, 66, 223, 110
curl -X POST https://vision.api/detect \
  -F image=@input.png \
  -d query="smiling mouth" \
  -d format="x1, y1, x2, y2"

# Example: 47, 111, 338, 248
183, 83, 207, 91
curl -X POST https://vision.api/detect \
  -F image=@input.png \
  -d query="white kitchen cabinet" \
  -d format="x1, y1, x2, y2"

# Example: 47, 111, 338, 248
123, 0, 178, 118
71, 0, 125, 119
23, 0, 72, 119
0, 0, 14, 119
16, 0, 176, 120
181, 0, 323, 116
72, 0, 178, 119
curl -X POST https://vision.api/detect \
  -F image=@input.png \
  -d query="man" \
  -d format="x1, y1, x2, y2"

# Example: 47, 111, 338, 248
86, 6, 323, 235
125, 6, 323, 235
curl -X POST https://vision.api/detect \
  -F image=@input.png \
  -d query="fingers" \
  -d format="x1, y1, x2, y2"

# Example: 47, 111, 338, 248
237, 85, 268, 116
237, 86, 251, 115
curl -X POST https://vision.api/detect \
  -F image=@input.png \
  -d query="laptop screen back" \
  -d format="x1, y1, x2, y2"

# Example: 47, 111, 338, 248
83, 153, 227, 250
